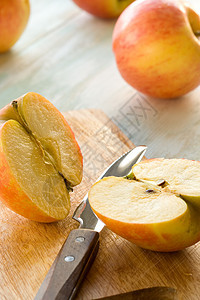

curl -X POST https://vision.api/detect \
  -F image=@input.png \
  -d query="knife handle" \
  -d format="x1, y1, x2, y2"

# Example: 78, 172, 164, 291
34, 229, 99, 300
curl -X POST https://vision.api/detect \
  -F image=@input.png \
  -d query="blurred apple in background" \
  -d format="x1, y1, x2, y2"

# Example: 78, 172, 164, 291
112, 0, 200, 99
72, 0, 134, 18
0, 0, 30, 53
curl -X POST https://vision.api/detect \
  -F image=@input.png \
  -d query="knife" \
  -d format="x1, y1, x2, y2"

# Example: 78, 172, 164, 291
94, 286, 178, 300
35, 145, 147, 300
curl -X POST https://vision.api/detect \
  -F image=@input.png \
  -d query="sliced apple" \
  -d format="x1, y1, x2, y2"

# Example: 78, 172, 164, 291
0, 92, 83, 222
132, 158, 200, 205
89, 159, 200, 252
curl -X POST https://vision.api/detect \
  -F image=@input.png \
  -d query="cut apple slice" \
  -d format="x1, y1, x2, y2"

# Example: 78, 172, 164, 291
89, 159, 200, 252
89, 177, 187, 222
0, 93, 83, 222
132, 158, 200, 204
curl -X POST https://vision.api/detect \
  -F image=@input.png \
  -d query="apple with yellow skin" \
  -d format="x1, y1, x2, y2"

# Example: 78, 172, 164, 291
0, 0, 30, 53
0, 92, 83, 222
89, 158, 200, 252
112, 0, 200, 99
72, 0, 134, 18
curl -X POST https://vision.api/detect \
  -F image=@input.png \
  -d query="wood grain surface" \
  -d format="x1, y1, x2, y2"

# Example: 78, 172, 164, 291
0, 109, 200, 300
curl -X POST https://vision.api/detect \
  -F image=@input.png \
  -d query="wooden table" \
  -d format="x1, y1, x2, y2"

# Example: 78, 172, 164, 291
0, 0, 200, 160
0, 0, 200, 299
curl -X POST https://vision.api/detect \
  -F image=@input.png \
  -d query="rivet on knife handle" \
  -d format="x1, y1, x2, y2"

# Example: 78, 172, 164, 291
34, 229, 99, 300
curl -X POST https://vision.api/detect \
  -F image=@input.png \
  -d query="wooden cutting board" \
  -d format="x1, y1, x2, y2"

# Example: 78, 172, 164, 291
0, 109, 199, 300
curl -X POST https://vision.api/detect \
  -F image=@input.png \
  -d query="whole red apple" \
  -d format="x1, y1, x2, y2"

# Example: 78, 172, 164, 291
0, 0, 30, 53
112, 0, 200, 99
72, 0, 134, 18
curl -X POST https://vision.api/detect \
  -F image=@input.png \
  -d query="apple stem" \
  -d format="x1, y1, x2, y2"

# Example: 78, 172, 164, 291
12, 100, 18, 109
124, 173, 136, 180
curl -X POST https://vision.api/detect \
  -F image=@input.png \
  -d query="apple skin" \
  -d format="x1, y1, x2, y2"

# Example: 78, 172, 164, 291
112, 0, 200, 99
0, 124, 56, 223
72, 0, 134, 19
92, 205, 200, 252
0, 0, 30, 53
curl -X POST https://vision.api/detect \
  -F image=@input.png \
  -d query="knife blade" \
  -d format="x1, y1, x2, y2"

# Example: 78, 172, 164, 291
94, 286, 178, 300
35, 145, 147, 300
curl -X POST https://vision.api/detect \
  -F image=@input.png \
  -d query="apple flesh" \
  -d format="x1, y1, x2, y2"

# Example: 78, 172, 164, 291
132, 158, 200, 205
112, 0, 200, 99
0, 92, 83, 222
89, 158, 200, 252
0, 0, 30, 53
72, 0, 134, 18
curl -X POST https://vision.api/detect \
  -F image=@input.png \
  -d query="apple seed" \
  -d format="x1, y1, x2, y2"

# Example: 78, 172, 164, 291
156, 179, 166, 186
145, 189, 156, 193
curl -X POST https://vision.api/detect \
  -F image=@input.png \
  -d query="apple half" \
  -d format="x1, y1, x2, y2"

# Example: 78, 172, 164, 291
0, 92, 83, 222
72, 0, 134, 19
89, 158, 200, 252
